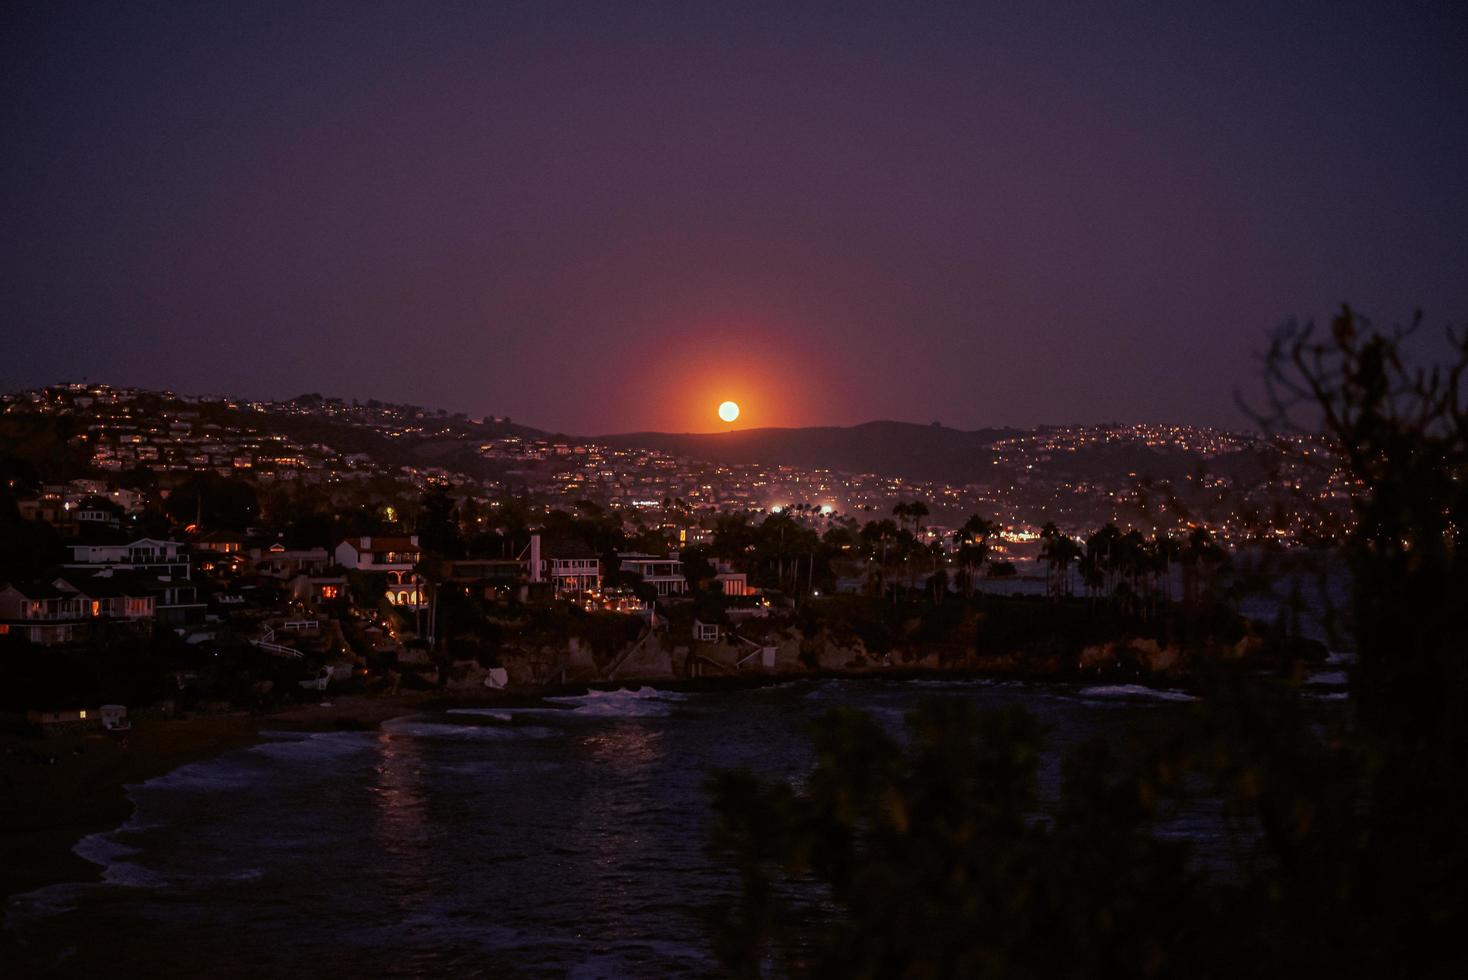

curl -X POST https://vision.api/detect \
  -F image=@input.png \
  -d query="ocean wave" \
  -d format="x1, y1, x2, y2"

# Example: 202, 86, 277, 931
381, 718, 557, 740
1304, 670, 1348, 687
802, 680, 850, 701
543, 687, 691, 718
905, 677, 1034, 691
249, 731, 379, 763
1077, 684, 1197, 703
137, 757, 262, 793
73, 831, 167, 888
4, 882, 86, 924
446, 709, 514, 722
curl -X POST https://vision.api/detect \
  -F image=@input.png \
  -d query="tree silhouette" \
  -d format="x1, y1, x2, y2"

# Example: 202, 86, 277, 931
707, 308, 1468, 978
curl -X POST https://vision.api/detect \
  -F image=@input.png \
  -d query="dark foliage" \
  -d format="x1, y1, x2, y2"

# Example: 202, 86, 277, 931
162, 473, 260, 531
707, 310, 1468, 978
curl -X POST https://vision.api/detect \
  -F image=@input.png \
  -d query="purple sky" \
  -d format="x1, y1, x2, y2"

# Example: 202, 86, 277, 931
4, 2, 1466, 433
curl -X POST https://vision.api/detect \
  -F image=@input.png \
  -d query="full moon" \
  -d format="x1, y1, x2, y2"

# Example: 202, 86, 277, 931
718, 400, 740, 423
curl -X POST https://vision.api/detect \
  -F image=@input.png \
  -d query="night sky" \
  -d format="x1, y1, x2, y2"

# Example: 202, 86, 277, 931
4, 2, 1466, 433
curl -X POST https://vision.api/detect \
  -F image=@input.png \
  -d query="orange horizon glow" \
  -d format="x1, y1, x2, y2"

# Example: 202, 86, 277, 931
637, 340, 828, 433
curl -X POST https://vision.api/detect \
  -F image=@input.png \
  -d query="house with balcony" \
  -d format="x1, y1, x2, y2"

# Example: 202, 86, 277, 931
67, 496, 124, 534
53, 576, 155, 621
334, 534, 425, 608
544, 553, 601, 595
617, 553, 689, 597
0, 582, 85, 645
192, 529, 250, 555
532, 537, 601, 596
0, 575, 161, 644
64, 538, 191, 579
444, 557, 531, 600
255, 544, 332, 579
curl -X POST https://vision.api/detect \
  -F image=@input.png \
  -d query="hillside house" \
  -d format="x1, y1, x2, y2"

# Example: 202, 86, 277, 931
618, 554, 689, 596
65, 538, 191, 579
335, 535, 425, 608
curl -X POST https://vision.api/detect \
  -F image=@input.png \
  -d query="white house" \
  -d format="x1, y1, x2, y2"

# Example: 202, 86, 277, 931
525, 535, 601, 595
618, 554, 688, 596
334, 535, 425, 607
65, 538, 191, 579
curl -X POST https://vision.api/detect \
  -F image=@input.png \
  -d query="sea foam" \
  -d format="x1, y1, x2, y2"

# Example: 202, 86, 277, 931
543, 687, 691, 718
1077, 684, 1197, 703
381, 717, 557, 740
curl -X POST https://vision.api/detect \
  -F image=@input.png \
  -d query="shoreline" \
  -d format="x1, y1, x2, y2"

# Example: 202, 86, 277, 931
1, 681, 697, 907
0, 672, 1016, 905
0, 692, 456, 906
0, 659, 1304, 911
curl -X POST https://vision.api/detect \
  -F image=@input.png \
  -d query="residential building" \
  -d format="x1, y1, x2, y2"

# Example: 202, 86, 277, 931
334, 535, 425, 607
713, 561, 752, 597
618, 554, 688, 596
65, 538, 191, 579
536, 537, 601, 595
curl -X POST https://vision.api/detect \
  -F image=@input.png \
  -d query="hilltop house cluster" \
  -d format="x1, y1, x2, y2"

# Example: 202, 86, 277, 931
2, 484, 750, 647
4, 385, 1350, 622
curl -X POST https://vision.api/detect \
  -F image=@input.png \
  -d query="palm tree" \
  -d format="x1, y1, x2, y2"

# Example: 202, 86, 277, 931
952, 514, 999, 598
928, 540, 949, 603
1179, 527, 1226, 604
1083, 524, 1126, 600
1038, 522, 1082, 600
861, 519, 900, 598
1151, 531, 1181, 605
890, 502, 931, 594
907, 501, 929, 535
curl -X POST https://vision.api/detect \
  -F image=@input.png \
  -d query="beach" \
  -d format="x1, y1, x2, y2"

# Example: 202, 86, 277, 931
0, 694, 443, 904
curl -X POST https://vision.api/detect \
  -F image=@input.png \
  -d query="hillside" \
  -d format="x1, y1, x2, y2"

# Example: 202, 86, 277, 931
593, 421, 1016, 483
591, 420, 1264, 487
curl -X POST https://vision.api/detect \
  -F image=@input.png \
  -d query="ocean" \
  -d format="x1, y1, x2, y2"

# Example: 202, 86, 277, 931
4, 675, 1345, 977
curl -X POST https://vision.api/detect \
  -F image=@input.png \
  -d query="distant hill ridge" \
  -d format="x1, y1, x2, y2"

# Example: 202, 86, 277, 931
3, 383, 1256, 489
591, 420, 1022, 485
590, 419, 1263, 487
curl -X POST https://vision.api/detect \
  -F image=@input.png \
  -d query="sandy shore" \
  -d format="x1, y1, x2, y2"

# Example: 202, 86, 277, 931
0, 692, 452, 904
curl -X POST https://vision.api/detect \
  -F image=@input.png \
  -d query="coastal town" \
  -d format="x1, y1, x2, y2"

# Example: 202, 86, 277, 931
7, 1, 1465, 972
0, 381, 1346, 739
8, 381, 1347, 536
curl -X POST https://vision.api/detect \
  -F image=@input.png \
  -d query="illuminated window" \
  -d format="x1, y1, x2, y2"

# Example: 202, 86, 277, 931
79, 710, 87, 720
321, 585, 338, 599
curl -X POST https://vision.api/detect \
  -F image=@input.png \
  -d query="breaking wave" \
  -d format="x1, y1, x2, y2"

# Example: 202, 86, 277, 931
249, 731, 379, 763
446, 709, 515, 722
543, 687, 691, 718
381, 717, 557, 740
1077, 684, 1197, 703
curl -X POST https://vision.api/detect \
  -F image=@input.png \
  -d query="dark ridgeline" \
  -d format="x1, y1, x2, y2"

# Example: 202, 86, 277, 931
593, 420, 1271, 488
706, 310, 1468, 979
